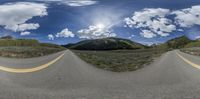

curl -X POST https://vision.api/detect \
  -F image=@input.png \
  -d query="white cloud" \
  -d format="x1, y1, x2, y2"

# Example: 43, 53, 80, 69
195, 36, 200, 39
172, 5, 200, 27
0, 2, 47, 33
78, 25, 116, 39
56, 28, 75, 38
20, 31, 31, 36
124, 8, 170, 28
63, 0, 97, 6
48, 28, 75, 40
151, 18, 176, 33
124, 8, 176, 38
177, 29, 184, 31
48, 34, 54, 40
140, 30, 157, 38
128, 34, 135, 39
11, 23, 40, 32
37, 0, 97, 7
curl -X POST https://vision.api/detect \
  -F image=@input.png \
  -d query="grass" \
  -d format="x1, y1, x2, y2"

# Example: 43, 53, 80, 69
181, 47, 200, 56
0, 46, 65, 58
0, 39, 66, 58
73, 48, 166, 72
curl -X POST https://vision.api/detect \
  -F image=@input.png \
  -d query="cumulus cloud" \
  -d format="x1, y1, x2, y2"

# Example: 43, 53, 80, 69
20, 31, 31, 36
0, 2, 47, 34
48, 34, 54, 40
48, 28, 75, 40
11, 23, 40, 32
125, 5, 200, 39
195, 36, 200, 39
63, 0, 97, 6
37, 0, 97, 6
128, 34, 135, 39
124, 8, 176, 38
172, 5, 200, 27
78, 25, 116, 39
55, 28, 75, 38
140, 30, 157, 38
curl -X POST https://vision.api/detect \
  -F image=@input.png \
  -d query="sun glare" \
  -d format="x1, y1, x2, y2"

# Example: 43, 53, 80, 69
96, 23, 105, 29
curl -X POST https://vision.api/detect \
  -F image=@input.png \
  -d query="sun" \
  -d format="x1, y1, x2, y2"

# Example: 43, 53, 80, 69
96, 23, 105, 29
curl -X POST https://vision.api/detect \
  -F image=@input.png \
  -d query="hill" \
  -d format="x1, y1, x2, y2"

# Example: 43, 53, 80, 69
0, 39, 65, 58
62, 43, 76, 48
0, 39, 39, 46
0, 35, 13, 39
63, 36, 195, 50
165, 36, 193, 49
152, 35, 200, 50
64, 37, 145, 50
63, 36, 200, 51
184, 40, 200, 48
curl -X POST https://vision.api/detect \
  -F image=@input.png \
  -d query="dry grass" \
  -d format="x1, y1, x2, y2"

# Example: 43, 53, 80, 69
181, 47, 200, 56
73, 48, 165, 72
0, 46, 65, 58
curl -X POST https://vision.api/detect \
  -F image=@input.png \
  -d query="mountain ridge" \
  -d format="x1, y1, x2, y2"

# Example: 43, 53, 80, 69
63, 36, 200, 50
63, 37, 145, 50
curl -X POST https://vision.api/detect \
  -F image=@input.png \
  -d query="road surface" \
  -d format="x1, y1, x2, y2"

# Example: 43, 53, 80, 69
0, 50, 200, 99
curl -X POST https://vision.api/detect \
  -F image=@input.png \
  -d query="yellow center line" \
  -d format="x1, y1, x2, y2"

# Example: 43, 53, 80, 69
176, 52, 200, 69
0, 52, 65, 73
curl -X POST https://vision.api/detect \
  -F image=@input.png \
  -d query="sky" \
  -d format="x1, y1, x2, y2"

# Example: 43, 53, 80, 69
0, 0, 200, 45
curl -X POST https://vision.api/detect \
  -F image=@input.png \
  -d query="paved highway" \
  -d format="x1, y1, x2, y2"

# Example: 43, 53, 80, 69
0, 50, 200, 99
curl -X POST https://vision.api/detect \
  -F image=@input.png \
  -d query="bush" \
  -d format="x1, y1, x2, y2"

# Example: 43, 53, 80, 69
0, 39, 39, 46
185, 41, 200, 48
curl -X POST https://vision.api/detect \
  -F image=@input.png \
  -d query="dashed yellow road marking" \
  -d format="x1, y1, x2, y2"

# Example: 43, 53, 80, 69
176, 52, 200, 69
0, 52, 65, 73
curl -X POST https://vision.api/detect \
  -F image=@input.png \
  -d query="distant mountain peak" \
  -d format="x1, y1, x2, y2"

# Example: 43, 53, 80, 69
0, 35, 14, 40
63, 37, 145, 50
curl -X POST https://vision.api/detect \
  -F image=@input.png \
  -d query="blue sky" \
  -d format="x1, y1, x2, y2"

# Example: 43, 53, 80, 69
0, 0, 200, 45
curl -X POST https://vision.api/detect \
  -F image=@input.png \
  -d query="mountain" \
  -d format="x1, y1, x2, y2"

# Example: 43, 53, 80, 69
0, 39, 39, 46
184, 41, 200, 48
0, 35, 13, 40
154, 36, 200, 49
63, 36, 197, 50
184, 37, 200, 48
64, 37, 145, 50
62, 43, 76, 48
166, 36, 193, 49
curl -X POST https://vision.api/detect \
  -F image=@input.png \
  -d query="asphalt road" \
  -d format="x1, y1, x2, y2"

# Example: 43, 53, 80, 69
0, 50, 200, 99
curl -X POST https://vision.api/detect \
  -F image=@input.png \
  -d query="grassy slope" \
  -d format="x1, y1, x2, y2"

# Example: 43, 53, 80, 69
73, 48, 165, 72
70, 36, 197, 72
181, 47, 200, 56
185, 41, 200, 48
66, 37, 144, 50
0, 46, 65, 58
180, 41, 200, 56
166, 36, 192, 49
69, 37, 170, 72
0, 39, 65, 58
